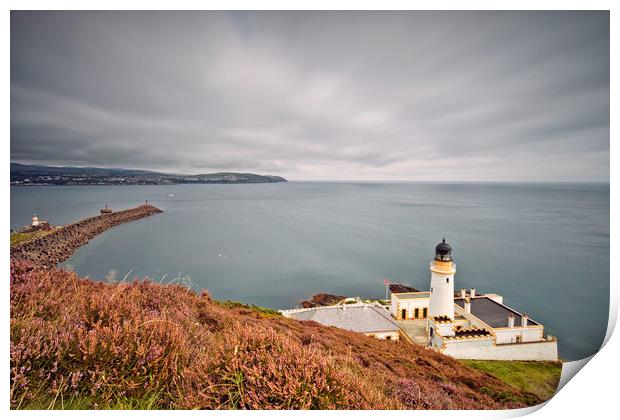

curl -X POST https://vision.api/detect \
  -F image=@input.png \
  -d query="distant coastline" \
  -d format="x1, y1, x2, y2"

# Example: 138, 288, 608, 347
10, 162, 287, 186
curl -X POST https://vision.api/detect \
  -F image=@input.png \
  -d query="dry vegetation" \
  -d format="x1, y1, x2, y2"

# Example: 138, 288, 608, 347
11, 259, 542, 410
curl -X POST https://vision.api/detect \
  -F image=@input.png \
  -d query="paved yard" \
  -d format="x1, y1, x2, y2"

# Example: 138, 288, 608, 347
396, 319, 429, 345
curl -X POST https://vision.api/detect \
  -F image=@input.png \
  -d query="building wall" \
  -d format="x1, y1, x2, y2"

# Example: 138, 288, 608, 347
430, 333, 444, 348
428, 317, 455, 335
484, 294, 503, 304
494, 326, 543, 344
365, 330, 400, 341
436, 323, 455, 336
442, 339, 558, 361
390, 298, 397, 317
390, 296, 430, 320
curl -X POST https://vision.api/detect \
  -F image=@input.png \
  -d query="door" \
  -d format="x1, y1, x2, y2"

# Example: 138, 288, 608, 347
401, 309, 407, 320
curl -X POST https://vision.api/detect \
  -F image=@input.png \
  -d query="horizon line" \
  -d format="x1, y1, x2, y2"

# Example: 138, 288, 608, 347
9, 161, 610, 184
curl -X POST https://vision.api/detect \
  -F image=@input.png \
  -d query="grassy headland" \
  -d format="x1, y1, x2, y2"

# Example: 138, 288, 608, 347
462, 360, 562, 401
10, 260, 543, 410
10, 228, 58, 247
10, 232, 36, 246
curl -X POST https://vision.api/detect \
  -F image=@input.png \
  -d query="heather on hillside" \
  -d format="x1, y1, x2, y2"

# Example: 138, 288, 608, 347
10, 259, 541, 410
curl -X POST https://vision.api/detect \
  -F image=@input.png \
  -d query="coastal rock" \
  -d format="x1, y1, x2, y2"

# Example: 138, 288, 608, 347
300, 293, 347, 308
389, 284, 420, 293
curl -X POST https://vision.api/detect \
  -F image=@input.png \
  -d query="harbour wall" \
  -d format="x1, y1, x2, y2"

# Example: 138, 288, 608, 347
10, 204, 163, 268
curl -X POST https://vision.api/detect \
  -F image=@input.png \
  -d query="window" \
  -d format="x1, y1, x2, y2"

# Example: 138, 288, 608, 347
385, 335, 392, 340
401, 309, 407, 320
516, 335, 522, 343
414, 308, 419, 318
422, 307, 428, 318
446, 278, 450, 283
430, 287, 433, 293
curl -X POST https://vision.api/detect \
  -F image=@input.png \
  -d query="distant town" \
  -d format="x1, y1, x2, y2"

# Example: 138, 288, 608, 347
10, 163, 287, 186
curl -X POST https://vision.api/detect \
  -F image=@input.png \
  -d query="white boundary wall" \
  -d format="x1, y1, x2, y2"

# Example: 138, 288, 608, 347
494, 326, 543, 344
442, 338, 558, 361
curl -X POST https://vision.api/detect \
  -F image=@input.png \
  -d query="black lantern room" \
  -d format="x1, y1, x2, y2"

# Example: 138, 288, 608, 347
434, 238, 453, 262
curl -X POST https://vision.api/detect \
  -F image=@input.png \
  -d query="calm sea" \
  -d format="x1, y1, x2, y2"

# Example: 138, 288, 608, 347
10, 182, 609, 361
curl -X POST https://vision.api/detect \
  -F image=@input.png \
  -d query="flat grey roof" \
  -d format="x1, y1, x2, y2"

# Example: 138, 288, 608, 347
393, 292, 430, 299
454, 297, 539, 328
285, 304, 400, 333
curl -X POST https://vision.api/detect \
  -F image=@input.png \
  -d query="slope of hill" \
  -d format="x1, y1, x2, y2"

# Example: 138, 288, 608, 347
10, 260, 541, 410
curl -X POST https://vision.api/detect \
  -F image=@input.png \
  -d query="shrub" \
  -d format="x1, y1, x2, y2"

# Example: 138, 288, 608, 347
10, 259, 539, 410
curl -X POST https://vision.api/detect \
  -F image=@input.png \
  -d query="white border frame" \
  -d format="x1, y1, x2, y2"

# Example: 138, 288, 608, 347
3, 2, 616, 419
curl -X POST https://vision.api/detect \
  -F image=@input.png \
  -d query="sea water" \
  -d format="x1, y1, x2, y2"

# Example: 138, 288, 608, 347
10, 182, 609, 361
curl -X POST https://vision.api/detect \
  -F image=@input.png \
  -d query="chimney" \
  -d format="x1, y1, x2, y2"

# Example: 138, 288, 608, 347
508, 314, 515, 328
460, 289, 466, 299
521, 313, 529, 327
464, 298, 471, 313
470, 288, 476, 298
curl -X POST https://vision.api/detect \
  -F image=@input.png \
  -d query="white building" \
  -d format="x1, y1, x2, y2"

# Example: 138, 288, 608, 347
390, 291, 430, 320
390, 239, 558, 361
281, 302, 400, 340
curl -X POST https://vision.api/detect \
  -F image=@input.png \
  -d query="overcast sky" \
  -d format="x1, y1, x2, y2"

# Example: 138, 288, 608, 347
11, 11, 609, 181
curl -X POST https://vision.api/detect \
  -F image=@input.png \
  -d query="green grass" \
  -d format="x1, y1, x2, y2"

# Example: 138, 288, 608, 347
10, 229, 58, 247
462, 360, 562, 401
18, 392, 164, 410
218, 300, 281, 317
10, 232, 36, 246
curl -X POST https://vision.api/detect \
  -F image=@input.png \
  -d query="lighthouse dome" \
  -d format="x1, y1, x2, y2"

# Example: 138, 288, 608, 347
435, 238, 452, 261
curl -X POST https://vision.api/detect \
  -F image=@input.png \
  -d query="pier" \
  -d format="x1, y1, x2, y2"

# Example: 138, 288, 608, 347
10, 204, 162, 268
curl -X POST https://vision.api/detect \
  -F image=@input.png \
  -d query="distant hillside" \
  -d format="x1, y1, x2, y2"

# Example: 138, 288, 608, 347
193, 172, 287, 183
10, 162, 287, 185
10, 260, 540, 409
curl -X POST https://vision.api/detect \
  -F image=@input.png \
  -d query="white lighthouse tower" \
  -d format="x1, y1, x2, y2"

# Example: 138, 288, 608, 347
428, 238, 456, 320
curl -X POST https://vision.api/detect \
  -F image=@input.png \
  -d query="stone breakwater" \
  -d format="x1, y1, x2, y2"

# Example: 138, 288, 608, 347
10, 204, 163, 268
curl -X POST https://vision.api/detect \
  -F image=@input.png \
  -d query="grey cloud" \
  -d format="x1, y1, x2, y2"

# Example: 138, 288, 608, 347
11, 11, 609, 181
